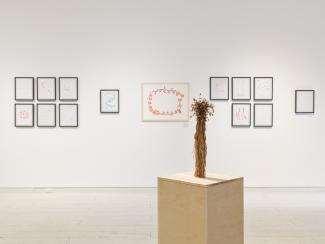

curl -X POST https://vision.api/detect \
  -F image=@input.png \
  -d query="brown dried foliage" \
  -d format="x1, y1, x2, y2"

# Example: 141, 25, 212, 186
191, 96, 214, 178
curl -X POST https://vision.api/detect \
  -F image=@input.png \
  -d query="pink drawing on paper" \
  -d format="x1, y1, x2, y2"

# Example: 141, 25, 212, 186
235, 107, 247, 121
19, 111, 29, 120
147, 87, 185, 116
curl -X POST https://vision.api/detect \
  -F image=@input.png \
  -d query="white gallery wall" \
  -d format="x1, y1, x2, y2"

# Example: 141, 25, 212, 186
0, 0, 324, 187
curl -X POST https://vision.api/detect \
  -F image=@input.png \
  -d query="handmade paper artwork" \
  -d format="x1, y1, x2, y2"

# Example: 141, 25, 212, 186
209, 77, 229, 100
254, 77, 273, 100
142, 82, 189, 122
232, 77, 251, 100
295, 90, 315, 113
232, 103, 251, 127
37, 104, 56, 127
254, 103, 273, 127
100, 90, 119, 113
15, 77, 34, 101
59, 104, 78, 127
59, 77, 78, 101
15, 104, 34, 127
37, 77, 56, 101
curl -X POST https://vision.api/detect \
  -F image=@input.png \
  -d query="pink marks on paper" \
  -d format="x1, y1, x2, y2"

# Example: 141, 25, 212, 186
19, 111, 29, 119
147, 87, 184, 116
235, 107, 247, 121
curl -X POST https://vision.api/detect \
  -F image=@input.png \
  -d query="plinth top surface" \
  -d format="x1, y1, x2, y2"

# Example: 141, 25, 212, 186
158, 172, 243, 187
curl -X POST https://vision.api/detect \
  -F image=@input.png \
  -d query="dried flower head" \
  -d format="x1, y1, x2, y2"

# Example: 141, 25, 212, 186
191, 94, 214, 122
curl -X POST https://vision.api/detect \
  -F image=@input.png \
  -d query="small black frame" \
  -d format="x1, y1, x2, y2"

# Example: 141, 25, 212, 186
59, 77, 78, 101
254, 77, 273, 101
231, 77, 251, 101
59, 104, 79, 127
209, 77, 229, 101
254, 103, 273, 128
15, 77, 35, 101
100, 89, 120, 113
37, 104, 56, 128
231, 103, 251, 127
37, 77, 56, 101
15, 103, 34, 127
295, 90, 315, 114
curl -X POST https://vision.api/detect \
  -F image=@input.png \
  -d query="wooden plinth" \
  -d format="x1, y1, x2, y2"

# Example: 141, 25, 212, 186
158, 172, 244, 244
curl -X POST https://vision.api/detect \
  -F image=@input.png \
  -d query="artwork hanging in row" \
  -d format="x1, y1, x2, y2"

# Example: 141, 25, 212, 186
100, 90, 119, 113
15, 77, 78, 101
15, 103, 78, 128
231, 103, 273, 128
210, 77, 273, 101
141, 82, 189, 122
295, 90, 315, 114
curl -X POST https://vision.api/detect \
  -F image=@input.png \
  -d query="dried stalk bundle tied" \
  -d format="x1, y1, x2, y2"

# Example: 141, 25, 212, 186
191, 96, 214, 178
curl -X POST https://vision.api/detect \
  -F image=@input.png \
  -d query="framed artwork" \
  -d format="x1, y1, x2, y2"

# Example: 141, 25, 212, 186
100, 89, 119, 113
59, 77, 78, 101
37, 104, 56, 127
231, 103, 251, 127
295, 90, 315, 113
254, 77, 273, 100
232, 77, 251, 100
141, 82, 189, 122
254, 103, 273, 127
209, 77, 229, 100
15, 77, 34, 101
15, 104, 34, 127
59, 104, 78, 127
37, 77, 56, 101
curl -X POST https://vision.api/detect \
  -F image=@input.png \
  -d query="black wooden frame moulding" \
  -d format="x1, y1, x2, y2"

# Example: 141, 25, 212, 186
254, 103, 273, 128
15, 77, 35, 101
100, 89, 120, 113
37, 103, 56, 128
15, 103, 34, 127
295, 90, 315, 114
209, 77, 229, 101
231, 103, 251, 127
231, 77, 251, 101
59, 77, 78, 101
253, 77, 273, 101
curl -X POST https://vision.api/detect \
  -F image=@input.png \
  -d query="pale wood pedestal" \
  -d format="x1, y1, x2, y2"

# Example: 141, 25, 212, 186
158, 172, 244, 244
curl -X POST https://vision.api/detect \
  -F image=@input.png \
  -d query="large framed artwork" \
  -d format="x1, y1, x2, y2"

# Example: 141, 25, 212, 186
141, 82, 189, 122
37, 77, 56, 101
232, 77, 251, 100
231, 103, 251, 127
15, 77, 34, 101
254, 77, 273, 101
59, 77, 78, 101
254, 103, 273, 127
295, 90, 315, 114
59, 104, 78, 127
15, 104, 34, 127
209, 77, 229, 101
100, 89, 119, 113
37, 104, 56, 127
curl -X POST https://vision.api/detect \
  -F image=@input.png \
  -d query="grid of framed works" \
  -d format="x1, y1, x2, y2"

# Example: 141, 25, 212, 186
14, 76, 79, 128
210, 76, 274, 128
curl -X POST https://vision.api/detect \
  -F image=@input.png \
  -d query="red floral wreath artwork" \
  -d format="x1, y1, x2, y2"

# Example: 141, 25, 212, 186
147, 87, 185, 116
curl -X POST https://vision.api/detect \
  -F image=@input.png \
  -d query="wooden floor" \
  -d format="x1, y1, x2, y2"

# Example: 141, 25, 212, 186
0, 188, 324, 244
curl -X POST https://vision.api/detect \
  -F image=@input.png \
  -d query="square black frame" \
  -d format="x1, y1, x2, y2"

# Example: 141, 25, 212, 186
231, 103, 251, 127
37, 104, 56, 128
59, 77, 78, 101
209, 77, 229, 101
231, 77, 251, 101
100, 89, 120, 113
295, 90, 315, 114
254, 77, 273, 101
15, 103, 34, 127
254, 103, 273, 128
15, 77, 35, 101
37, 77, 56, 101
59, 104, 79, 127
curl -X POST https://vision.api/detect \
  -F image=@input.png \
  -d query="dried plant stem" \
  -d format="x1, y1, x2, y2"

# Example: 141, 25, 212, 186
194, 118, 207, 178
